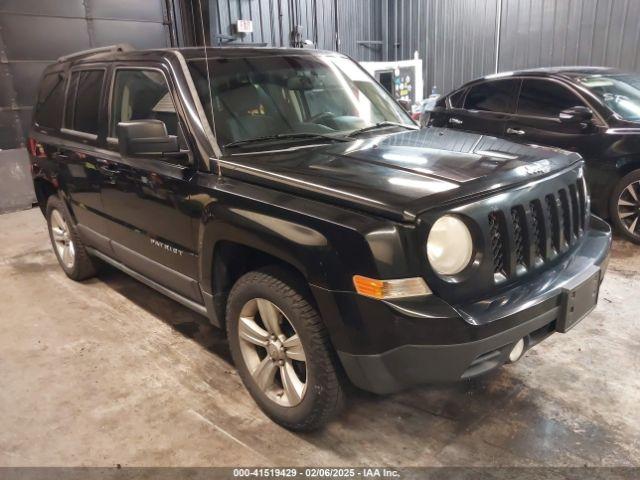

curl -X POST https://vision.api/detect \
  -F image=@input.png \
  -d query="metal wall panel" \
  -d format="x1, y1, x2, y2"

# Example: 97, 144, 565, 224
388, 0, 499, 95
0, 15, 92, 61
0, 0, 172, 151
209, 0, 498, 93
498, 0, 640, 73
0, 0, 86, 17
0, 0, 173, 212
90, 0, 166, 21
92, 20, 171, 48
209, 0, 383, 58
336, 0, 383, 61
212, 0, 291, 46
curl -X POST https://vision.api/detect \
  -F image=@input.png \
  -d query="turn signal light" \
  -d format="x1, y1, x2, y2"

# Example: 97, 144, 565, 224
353, 275, 431, 300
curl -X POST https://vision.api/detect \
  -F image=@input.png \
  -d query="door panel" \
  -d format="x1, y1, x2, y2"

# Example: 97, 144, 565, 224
57, 68, 110, 239
98, 150, 202, 301
508, 79, 607, 157
56, 143, 110, 238
99, 66, 202, 302
458, 79, 520, 136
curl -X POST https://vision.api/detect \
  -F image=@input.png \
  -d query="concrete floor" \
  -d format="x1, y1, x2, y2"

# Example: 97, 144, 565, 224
0, 207, 639, 468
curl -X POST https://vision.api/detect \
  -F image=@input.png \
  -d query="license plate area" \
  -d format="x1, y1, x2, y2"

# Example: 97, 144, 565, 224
557, 269, 601, 333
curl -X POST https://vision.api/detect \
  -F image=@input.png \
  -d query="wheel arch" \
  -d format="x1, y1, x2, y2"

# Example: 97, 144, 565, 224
617, 156, 640, 177
33, 177, 57, 215
198, 212, 336, 328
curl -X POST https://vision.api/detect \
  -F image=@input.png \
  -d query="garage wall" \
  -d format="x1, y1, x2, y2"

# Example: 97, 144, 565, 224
0, 0, 174, 213
399, 0, 640, 95
208, 0, 384, 61
4, 0, 640, 213
392, 0, 500, 96
498, 0, 640, 73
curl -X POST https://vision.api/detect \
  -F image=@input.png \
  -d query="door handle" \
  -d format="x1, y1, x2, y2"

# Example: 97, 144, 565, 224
506, 127, 525, 136
449, 117, 463, 125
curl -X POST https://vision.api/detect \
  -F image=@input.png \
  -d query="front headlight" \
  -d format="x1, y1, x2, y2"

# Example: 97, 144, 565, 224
427, 215, 474, 276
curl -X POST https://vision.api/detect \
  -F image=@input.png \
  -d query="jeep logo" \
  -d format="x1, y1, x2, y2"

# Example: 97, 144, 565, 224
523, 162, 552, 176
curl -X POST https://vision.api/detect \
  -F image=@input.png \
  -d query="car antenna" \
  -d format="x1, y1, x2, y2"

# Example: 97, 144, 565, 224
196, 0, 219, 157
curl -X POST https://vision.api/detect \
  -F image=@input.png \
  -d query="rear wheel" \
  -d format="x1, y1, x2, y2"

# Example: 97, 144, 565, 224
610, 170, 640, 244
46, 196, 98, 280
226, 268, 343, 431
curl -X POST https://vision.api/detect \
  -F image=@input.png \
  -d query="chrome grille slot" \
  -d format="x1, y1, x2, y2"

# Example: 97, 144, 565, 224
558, 189, 572, 246
511, 207, 526, 269
545, 194, 560, 254
577, 179, 587, 231
569, 183, 581, 236
488, 211, 506, 280
529, 200, 544, 262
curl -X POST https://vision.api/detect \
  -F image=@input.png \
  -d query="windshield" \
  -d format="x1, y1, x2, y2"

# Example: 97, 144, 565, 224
577, 74, 640, 121
187, 53, 413, 148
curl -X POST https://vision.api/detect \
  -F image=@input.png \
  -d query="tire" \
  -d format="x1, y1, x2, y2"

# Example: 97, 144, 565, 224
46, 195, 98, 280
609, 169, 640, 244
226, 268, 344, 431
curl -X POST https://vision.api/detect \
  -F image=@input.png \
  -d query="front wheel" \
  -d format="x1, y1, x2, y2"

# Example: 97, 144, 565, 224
610, 170, 640, 244
226, 268, 344, 431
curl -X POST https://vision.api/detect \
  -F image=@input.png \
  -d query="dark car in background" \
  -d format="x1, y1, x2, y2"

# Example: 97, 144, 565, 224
429, 67, 640, 243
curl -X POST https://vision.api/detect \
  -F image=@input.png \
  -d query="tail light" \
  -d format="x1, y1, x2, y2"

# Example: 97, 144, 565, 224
28, 138, 46, 158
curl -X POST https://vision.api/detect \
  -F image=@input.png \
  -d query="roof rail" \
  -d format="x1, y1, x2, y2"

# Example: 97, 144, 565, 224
57, 44, 134, 63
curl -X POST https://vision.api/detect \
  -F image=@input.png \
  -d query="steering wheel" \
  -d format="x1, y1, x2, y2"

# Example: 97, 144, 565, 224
308, 111, 336, 124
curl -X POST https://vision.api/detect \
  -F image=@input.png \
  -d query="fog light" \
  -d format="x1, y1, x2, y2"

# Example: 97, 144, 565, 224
508, 338, 525, 362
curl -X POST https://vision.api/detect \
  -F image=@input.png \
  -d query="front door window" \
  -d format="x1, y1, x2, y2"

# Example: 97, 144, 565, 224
517, 79, 586, 118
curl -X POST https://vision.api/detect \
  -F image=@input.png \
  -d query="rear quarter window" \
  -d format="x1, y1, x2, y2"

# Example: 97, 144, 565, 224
34, 72, 66, 129
449, 89, 466, 108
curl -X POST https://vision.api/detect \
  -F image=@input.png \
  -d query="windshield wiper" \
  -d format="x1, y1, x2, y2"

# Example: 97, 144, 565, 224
223, 132, 349, 149
347, 121, 418, 138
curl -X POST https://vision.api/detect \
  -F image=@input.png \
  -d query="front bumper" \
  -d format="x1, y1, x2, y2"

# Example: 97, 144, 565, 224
312, 216, 612, 394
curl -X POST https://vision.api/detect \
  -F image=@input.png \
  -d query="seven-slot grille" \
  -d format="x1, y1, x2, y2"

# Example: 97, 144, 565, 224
488, 178, 587, 282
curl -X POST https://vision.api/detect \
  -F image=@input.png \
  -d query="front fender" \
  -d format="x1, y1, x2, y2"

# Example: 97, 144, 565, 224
198, 202, 334, 293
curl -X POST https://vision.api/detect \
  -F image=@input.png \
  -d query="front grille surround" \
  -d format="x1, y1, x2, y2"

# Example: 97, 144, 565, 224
488, 176, 588, 284
420, 165, 589, 305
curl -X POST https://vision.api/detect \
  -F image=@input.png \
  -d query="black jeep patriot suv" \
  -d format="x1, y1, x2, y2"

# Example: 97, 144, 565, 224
30, 45, 611, 431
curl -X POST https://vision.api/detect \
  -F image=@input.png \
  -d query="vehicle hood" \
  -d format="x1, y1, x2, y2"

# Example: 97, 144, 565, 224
218, 128, 583, 221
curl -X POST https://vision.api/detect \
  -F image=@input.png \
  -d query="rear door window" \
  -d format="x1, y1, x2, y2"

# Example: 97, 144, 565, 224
517, 79, 586, 117
34, 72, 66, 129
464, 80, 519, 113
64, 69, 105, 135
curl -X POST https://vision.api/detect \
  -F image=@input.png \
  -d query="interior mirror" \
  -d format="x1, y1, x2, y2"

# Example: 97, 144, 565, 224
398, 99, 412, 113
117, 120, 179, 157
559, 106, 593, 124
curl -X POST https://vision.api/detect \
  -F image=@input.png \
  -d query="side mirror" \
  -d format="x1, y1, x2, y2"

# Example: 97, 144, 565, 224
117, 120, 179, 157
398, 99, 412, 113
559, 106, 593, 124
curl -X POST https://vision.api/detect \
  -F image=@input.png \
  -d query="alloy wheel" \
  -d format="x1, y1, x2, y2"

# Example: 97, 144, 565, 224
237, 298, 307, 407
51, 209, 75, 269
617, 180, 640, 237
